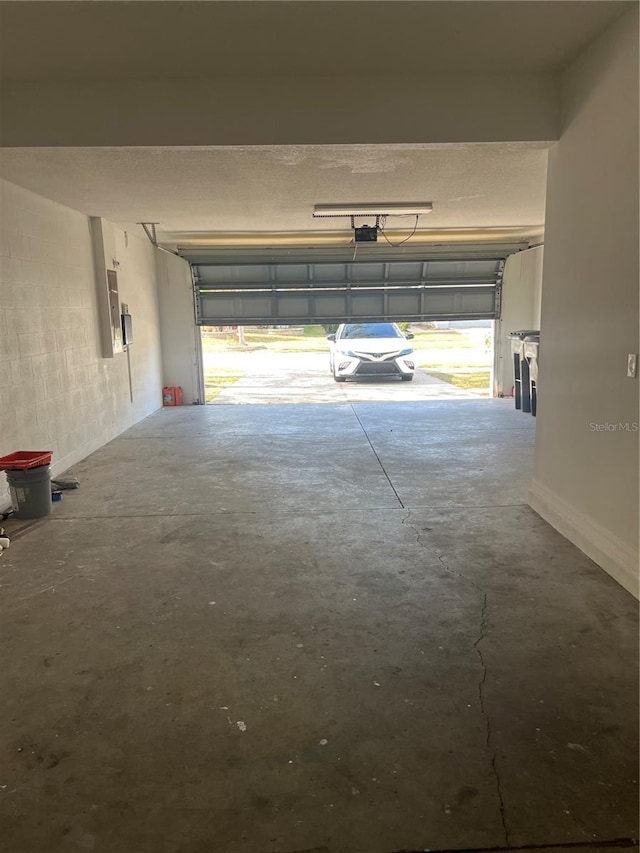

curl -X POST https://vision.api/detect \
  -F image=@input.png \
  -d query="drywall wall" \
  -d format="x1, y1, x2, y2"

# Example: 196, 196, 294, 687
530, 7, 639, 597
1, 74, 557, 147
494, 246, 543, 397
155, 251, 202, 405
0, 179, 163, 507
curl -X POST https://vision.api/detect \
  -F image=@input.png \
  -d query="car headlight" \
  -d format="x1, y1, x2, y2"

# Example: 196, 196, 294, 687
399, 348, 414, 357
338, 349, 357, 357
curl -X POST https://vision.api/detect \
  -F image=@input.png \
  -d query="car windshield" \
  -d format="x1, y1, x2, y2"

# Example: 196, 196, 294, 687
340, 323, 403, 339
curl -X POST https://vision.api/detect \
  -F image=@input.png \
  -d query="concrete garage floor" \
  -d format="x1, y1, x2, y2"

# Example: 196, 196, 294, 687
0, 400, 638, 853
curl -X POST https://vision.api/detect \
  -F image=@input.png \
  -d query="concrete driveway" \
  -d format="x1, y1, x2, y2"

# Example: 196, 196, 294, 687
207, 349, 487, 404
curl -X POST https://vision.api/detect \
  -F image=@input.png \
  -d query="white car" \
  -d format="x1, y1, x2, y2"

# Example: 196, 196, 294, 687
327, 322, 416, 382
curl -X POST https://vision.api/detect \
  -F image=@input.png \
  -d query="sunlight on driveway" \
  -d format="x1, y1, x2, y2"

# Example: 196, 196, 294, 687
208, 350, 487, 405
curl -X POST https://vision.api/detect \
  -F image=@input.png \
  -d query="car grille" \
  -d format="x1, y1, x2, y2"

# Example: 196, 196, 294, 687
353, 350, 397, 361
356, 361, 400, 375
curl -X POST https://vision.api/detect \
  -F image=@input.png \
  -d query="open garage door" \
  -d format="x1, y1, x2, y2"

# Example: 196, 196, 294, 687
181, 247, 515, 325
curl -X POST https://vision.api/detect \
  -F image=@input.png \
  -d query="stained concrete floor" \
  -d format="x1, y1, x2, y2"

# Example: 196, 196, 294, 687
0, 400, 638, 853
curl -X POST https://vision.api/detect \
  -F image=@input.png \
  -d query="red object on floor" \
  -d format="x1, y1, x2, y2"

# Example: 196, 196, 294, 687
0, 451, 53, 471
163, 386, 183, 406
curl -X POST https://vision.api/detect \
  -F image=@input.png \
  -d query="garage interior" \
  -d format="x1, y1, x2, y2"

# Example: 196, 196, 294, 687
0, 3, 638, 853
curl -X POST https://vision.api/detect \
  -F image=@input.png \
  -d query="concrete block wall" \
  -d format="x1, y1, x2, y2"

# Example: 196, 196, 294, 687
0, 178, 163, 507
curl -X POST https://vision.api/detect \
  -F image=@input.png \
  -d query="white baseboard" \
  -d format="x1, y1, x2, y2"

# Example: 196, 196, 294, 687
529, 479, 639, 599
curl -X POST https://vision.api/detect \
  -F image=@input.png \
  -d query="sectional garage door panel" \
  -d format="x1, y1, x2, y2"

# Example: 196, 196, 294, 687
192, 258, 504, 324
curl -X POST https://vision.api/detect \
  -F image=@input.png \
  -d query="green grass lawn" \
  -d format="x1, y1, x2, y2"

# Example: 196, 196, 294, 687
410, 330, 491, 368
242, 334, 329, 352
203, 368, 243, 402
426, 370, 491, 390
201, 326, 331, 352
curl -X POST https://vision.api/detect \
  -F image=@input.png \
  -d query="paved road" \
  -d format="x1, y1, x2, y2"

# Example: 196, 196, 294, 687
206, 349, 489, 404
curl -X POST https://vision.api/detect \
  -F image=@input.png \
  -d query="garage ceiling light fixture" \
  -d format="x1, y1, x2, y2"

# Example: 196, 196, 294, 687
313, 202, 433, 218
313, 202, 433, 245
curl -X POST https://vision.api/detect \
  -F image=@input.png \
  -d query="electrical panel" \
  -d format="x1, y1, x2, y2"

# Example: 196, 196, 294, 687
107, 270, 123, 354
90, 216, 124, 358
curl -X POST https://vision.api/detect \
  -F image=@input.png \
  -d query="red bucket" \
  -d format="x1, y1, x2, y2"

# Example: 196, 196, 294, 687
0, 451, 53, 471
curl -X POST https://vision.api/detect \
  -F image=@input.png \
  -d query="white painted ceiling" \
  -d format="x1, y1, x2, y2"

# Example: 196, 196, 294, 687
0, 144, 548, 244
0, 1, 632, 79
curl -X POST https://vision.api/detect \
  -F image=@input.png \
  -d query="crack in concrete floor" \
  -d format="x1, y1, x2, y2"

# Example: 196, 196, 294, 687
474, 591, 510, 847
402, 509, 510, 846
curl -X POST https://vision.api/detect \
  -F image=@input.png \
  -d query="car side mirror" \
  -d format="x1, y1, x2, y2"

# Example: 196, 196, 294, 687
326, 334, 336, 342
405, 331, 414, 340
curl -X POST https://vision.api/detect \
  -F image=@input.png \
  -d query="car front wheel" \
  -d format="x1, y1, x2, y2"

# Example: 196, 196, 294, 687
334, 374, 347, 383
401, 374, 414, 381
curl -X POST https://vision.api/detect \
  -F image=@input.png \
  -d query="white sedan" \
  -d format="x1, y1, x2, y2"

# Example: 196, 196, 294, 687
327, 322, 416, 382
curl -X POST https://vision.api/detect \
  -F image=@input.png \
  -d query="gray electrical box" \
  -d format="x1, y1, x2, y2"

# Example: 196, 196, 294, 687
122, 312, 133, 345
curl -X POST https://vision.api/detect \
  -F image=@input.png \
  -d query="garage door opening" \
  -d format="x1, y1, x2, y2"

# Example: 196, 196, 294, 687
200, 321, 494, 404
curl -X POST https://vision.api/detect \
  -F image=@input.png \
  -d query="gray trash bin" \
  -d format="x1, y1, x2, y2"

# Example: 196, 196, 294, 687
6, 465, 52, 519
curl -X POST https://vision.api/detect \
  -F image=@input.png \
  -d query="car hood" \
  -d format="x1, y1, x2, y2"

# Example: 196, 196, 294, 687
336, 337, 410, 353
